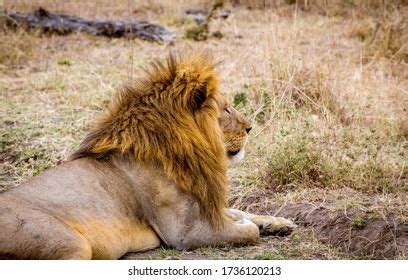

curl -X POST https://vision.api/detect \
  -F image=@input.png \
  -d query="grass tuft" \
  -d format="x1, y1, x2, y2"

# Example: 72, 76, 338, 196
0, 28, 35, 65
263, 115, 406, 194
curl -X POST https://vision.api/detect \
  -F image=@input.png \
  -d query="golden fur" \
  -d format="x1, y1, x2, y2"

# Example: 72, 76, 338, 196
0, 53, 296, 259
71, 53, 229, 228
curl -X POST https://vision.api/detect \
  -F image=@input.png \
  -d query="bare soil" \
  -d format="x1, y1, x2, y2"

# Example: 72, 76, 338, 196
267, 204, 407, 259
122, 202, 407, 260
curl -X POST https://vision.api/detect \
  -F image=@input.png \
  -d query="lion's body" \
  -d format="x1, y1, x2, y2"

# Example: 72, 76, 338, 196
0, 53, 295, 259
1, 156, 161, 259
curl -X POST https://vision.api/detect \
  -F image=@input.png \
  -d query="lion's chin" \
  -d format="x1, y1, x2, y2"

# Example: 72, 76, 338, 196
228, 149, 245, 164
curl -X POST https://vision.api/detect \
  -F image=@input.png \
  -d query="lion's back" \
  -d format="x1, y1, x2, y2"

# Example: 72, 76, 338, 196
3, 157, 139, 220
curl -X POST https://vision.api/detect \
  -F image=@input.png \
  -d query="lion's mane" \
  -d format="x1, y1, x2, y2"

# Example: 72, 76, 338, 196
71, 53, 229, 228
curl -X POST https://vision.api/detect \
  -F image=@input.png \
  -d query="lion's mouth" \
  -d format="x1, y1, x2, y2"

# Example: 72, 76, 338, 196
227, 150, 241, 157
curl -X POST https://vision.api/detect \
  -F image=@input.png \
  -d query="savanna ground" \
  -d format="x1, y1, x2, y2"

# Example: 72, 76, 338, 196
0, 0, 407, 259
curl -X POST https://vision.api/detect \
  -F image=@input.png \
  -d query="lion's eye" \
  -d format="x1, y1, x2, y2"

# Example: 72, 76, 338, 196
225, 107, 231, 114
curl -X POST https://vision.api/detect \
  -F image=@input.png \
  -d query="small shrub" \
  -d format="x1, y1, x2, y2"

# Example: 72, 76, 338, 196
184, 24, 209, 41
233, 91, 248, 110
351, 216, 368, 228
263, 116, 405, 193
265, 122, 330, 189
231, 84, 272, 124
57, 58, 72, 66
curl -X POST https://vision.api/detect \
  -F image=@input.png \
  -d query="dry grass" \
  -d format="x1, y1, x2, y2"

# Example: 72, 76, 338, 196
0, 29, 34, 65
1, 0, 407, 259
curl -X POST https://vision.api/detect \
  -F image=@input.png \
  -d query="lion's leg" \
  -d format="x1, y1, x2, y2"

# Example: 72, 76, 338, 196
173, 218, 260, 250
52, 233, 93, 260
228, 208, 297, 236
0, 225, 92, 260
128, 224, 161, 253
0, 204, 93, 260
149, 205, 260, 250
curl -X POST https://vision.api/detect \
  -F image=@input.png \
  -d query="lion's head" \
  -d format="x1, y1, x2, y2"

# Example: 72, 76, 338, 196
219, 105, 252, 164
71, 53, 250, 228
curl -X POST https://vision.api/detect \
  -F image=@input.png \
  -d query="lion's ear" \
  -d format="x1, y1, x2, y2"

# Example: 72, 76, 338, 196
192, 83, 207, 110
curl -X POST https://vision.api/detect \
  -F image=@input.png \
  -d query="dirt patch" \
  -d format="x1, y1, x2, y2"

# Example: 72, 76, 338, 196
252, 203, 407, 259
123, 204, 407, 260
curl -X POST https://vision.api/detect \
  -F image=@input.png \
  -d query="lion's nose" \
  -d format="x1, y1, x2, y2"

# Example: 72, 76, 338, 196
246, 127, 252, 134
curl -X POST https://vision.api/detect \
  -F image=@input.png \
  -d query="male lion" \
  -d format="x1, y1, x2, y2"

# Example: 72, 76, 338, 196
0, 53, 296, 259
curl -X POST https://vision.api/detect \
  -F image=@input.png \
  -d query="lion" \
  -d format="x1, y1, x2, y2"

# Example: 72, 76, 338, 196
0, 53, 296, 260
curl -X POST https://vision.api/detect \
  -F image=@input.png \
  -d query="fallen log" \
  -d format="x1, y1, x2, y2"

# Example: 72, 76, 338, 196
6, 8, 176, 42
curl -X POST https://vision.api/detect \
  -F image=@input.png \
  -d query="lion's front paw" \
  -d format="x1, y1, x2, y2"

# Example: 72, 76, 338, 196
260, 217, 297, 236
